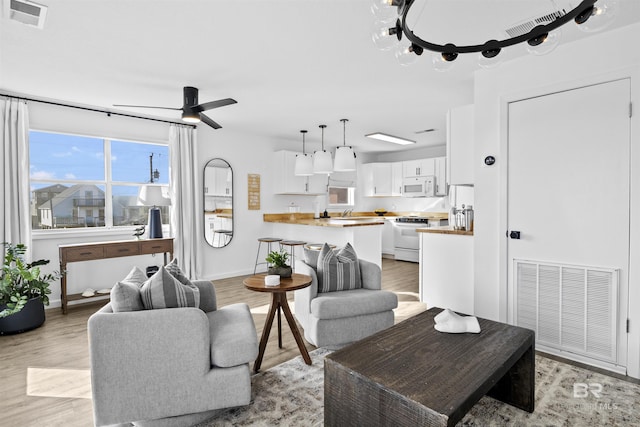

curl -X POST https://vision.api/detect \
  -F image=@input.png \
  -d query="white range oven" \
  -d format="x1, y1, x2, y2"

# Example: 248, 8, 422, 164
393, 217, 430, 262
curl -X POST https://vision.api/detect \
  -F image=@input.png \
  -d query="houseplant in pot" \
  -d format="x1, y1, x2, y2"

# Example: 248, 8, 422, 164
0, 243, 60, 335
266, 249, 292, 278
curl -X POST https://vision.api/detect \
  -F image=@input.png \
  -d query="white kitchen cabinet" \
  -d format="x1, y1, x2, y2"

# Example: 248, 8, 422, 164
434, 156, 447, 196
403, 158, 435, 178
446, 104, 474, 185
204, 168, 216, 196
391, 162, 403, 196
362, 162, 394, 197
213, 167, 232, 196
381, 218, 395, 255
274, 150, 326, 195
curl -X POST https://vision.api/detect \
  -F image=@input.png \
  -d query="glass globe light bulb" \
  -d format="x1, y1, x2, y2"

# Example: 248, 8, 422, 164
432, 52, 454, 72
371, 0, 399, 20
526, 28, 561, 56
395, 43, 419, 66
371, 19, 400, 51
577, 0, 618, 33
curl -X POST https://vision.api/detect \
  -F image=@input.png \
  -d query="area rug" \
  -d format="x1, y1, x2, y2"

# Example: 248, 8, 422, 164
196, 349, 640, 426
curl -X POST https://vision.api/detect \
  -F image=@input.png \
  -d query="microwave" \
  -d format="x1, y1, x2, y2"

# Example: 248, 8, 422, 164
402, 176, 435, 197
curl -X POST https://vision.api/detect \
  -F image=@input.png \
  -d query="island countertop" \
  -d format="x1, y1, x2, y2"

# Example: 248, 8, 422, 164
416, 226, 473, 236
263, 213, 384, 227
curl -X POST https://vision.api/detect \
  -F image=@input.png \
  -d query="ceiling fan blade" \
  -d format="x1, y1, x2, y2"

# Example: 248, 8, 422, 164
113, 104, 182, 111
193, 98, 237, 113
199, 113, 222, 130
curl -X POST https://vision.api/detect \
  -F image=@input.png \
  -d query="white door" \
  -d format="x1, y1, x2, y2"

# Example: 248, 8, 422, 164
507, 79, 630, 371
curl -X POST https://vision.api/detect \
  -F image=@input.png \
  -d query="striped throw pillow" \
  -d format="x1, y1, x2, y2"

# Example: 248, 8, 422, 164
317, 243, 361, 293
140, 267, 200, 309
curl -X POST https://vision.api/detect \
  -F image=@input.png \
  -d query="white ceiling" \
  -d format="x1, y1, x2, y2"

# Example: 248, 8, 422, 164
1, 0, 640, 153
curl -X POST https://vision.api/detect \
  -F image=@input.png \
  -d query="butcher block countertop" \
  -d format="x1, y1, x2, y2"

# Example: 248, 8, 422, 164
263, 213, 384, 227
417, 226, 473, 236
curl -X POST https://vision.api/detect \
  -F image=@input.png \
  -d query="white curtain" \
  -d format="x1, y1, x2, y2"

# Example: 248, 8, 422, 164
169, 124, 200, 279
0, 98, 31, 254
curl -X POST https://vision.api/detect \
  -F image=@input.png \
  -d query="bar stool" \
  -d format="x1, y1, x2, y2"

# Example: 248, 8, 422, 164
254, 237, 283, 275
214, 230, 233, 246
279, 240, 307, 273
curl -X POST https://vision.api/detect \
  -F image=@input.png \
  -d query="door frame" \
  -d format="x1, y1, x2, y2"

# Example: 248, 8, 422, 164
496, 66, 640, 378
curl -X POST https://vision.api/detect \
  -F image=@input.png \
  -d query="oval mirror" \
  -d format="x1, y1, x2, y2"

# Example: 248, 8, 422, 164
203, 158, 233, 247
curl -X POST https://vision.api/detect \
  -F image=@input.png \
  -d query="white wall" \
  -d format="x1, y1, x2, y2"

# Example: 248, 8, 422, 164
473, 23, 640, 378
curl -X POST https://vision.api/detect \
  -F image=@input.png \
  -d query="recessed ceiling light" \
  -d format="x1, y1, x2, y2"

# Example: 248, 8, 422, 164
365, 132, 416, 145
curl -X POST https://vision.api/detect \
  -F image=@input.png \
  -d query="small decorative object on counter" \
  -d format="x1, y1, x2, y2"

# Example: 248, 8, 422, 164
265, 249, 292, 278
452, 205, 467, 230
374, 209, 388, 216
264, 275, 280, 287
464, 205, 474, 232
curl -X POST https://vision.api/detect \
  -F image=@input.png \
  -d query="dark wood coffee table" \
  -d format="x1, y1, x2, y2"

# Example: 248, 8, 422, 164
324, 307, 535, 427
243, 273, 312, 373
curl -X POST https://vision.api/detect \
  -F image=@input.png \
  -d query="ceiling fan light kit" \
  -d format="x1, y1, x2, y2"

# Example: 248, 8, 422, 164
371, 0, 616, 69
114, 86, 236, 130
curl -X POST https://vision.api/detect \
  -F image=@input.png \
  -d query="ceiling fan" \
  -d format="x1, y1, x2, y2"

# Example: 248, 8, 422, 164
114, 86, 237, 129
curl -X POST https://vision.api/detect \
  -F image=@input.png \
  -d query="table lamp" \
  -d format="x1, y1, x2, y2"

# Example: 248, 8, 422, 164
138, 185, 171, 238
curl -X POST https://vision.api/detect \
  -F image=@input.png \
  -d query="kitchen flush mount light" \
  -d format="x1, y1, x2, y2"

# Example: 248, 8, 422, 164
333, 119, 356, 172
371, 0, 615, 69
294, 130, 313, 176
365, 132, 415, 145
313, 124, 333, 174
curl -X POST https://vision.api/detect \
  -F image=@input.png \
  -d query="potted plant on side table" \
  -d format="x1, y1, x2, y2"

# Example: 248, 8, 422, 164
265, 249, 292, 278
0, 243, 60, 335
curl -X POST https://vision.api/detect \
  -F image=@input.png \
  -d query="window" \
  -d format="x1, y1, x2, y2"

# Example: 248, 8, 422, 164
327, 186, 355, 207
29, 130, 169, 230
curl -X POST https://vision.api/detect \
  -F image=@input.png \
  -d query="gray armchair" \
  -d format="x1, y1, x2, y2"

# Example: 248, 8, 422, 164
294, 259, 398, 349
88, 280, 258, 427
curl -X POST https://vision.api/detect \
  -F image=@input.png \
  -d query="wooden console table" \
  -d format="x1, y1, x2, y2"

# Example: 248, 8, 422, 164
58, 238, 173, 314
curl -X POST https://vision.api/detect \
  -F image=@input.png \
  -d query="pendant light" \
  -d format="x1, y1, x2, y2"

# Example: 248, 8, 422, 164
294, 130, 313, 176
334, 119, 356, 172
313, 124, 333, 174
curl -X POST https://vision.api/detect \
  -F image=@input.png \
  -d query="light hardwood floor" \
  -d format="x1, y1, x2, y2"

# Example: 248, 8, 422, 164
0, 258, 425, 427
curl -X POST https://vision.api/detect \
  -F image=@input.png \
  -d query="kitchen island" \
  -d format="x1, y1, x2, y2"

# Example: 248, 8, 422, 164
263, 213, 384, 267
418, 226, 474, 314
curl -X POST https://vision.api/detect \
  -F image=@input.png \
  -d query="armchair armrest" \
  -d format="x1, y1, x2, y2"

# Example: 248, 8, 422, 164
359, 259, 382, 290
88, 307, 211, 425
193, 279, 217, 312
294, 260, 318, 329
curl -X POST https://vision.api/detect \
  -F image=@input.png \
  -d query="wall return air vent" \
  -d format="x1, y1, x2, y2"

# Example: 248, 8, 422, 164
505, 8, 567, 38
6, 0, 47, 29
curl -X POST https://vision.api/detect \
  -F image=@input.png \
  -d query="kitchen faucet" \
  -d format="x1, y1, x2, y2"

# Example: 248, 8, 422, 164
341, 209, 353, 217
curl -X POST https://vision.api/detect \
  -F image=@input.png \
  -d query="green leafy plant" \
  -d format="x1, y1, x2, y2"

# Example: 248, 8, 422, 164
265, 250, 289, 268
0, 243, 60, 318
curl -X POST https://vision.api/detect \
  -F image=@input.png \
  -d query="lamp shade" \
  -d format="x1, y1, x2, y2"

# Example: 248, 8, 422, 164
333, 146, 356, 171
313, 150, 333, 174
295, 153, 313, 176
138, 185, 171, 207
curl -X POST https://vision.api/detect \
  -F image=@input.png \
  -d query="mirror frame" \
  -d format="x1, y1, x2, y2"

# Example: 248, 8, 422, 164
203, 158, 233, 248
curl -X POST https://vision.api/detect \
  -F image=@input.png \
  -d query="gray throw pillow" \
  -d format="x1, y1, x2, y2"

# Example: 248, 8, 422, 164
110, 266, 147, 312
317, 243, 361, 293
165, 258, 191, 286
140, 267, 201, 309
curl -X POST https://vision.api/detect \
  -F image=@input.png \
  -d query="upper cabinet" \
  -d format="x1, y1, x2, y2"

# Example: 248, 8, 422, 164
204, 162, 232, 197
362, 162, 403, 197
447, 104, 475, 185
274, 150, 327, 195
403, 158, 435, 178
434, 156, 447, 196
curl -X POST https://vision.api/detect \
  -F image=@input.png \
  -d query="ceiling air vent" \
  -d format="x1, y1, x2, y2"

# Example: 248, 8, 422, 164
505, 8, 567, 38
7, 0, 47, 29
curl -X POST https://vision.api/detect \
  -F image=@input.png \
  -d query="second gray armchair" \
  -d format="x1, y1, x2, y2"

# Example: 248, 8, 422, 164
294, 258, 398, 349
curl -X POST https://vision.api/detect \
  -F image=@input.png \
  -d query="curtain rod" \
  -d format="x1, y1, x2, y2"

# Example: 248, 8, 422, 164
0, 92, 196, 128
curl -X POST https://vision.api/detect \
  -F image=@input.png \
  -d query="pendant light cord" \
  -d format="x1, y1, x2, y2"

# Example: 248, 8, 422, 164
340, 118, 348, 146
319, 124, 327, 151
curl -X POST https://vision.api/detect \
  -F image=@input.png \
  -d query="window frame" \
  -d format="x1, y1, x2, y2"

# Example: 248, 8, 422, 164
29, 129, 170, 234
327, 185, 355, 208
